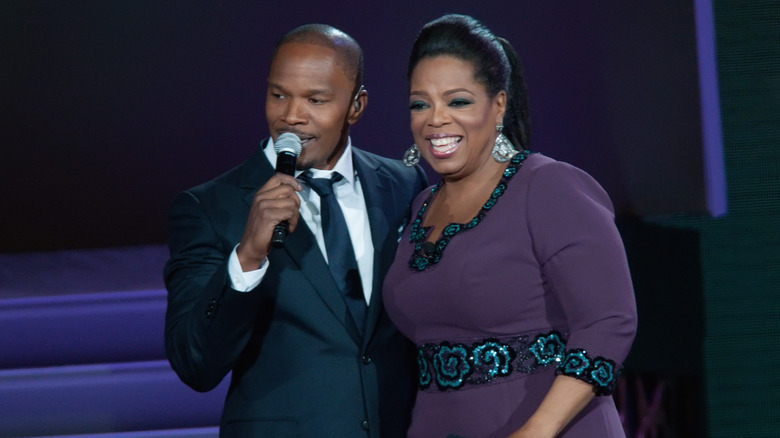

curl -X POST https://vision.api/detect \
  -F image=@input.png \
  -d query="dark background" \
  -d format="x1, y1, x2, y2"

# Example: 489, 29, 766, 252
1, 0, 711, 253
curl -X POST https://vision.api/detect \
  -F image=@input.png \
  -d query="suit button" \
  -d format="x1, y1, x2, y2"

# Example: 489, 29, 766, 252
361, 354, 372, 365
361, 420, 370, 431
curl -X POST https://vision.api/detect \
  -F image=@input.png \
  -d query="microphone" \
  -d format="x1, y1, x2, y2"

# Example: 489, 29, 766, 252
270, 132, 303, 248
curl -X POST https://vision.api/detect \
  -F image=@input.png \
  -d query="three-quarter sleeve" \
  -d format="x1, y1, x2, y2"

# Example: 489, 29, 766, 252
525, 161, 637, 395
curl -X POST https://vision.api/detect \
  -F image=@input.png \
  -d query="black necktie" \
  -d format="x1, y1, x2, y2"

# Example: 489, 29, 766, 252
301, 172, 367, 334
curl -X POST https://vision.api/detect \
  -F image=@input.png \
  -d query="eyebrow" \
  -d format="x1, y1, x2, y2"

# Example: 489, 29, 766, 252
409, 88, 476, 98
268, 82, 334, 96
443, 88, 476, 96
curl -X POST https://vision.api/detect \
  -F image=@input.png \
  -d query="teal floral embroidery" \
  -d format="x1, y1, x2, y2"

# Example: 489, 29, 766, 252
409, 218, 426, 241
442, 223, 461, 237
472, 340, 513, 379
556, 349, 621, 396
560, 349, 590, 376
417, 331, 571, 391
410, 256, 430, 271
417, 349, 432, 388
417, 332, 622, 395
590, 358, 618, 394
530, 332, 565, 365
433, 344, 472, 389
407, 151, 532, 271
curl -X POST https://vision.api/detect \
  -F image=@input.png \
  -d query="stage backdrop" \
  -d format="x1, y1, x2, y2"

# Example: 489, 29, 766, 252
1, 0, 721, 252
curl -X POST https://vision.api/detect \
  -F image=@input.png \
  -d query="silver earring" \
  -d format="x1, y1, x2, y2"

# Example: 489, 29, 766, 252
403, 144, 421, 167
496, 123, 504, 132
492, 133, 517, 162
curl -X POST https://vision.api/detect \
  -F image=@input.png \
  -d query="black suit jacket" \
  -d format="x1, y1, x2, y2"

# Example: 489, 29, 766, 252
164, 140, 427, 437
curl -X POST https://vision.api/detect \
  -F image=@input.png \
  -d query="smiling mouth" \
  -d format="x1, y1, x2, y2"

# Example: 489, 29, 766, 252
429, 136, 462, 155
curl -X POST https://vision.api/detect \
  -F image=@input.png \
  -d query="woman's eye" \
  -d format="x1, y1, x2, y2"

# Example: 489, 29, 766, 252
409, 101, 428, 111
449, 99, 471, 107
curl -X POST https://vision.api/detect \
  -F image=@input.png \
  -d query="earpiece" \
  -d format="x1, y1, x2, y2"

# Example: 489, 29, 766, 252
352, 85, 365, 111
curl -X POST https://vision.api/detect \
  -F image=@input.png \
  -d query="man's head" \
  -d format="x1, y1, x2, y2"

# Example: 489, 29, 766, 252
266, 24, 367, 170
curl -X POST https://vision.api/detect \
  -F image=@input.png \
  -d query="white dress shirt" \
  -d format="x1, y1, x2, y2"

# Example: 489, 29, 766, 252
228, 137, 375, 305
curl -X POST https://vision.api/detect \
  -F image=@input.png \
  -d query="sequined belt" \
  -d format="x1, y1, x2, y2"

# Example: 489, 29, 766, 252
416, 330, 569, 391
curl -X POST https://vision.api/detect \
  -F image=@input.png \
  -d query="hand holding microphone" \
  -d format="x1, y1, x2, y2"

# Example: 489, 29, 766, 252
236, 133, 302, 271
271, 133, 303, 247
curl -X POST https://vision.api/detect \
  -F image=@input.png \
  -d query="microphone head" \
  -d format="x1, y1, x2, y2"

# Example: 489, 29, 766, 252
274, 132, 303, 156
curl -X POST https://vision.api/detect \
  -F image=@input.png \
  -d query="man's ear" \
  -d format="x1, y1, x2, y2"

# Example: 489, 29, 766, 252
348, 86, 368, 125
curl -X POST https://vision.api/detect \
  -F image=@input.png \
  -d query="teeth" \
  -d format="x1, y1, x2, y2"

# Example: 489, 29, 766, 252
429, 136, 461, 153
430, 137, 460, 147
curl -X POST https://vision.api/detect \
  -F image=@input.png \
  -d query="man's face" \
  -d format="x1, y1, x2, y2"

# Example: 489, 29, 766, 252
266, 42, 359, 170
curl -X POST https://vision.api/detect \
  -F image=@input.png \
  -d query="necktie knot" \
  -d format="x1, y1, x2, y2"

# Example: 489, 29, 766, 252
301, 172, 343, 198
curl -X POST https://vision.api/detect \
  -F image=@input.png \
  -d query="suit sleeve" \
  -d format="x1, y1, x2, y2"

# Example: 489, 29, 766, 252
526, 162, 637, 395
163, 190, 265, 392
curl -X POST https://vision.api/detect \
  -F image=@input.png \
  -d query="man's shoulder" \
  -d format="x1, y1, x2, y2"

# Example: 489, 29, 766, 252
186, 143, 270, 197
352, 147, 419, 179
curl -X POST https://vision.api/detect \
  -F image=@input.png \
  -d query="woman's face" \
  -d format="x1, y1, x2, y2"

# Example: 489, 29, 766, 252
409, 55, 505, 181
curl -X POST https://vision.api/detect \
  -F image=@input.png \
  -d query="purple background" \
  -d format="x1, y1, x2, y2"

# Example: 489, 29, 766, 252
2, 0, 717, 253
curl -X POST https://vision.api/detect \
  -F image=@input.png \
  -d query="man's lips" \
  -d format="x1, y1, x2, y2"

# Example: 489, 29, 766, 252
279, 131, 315, 146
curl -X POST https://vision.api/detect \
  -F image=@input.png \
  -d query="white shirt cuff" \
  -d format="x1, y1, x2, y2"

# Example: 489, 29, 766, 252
227, 245, 268, 292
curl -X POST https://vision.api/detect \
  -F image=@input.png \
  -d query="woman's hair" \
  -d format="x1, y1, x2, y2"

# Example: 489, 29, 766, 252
408, 14, 530, 150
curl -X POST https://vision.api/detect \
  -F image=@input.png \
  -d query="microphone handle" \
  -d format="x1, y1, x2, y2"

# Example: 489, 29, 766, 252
270, 151, 298, 248
271, 222, 288, 248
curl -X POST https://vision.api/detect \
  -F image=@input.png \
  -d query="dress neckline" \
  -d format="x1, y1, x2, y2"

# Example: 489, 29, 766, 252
407, 150, 532, 271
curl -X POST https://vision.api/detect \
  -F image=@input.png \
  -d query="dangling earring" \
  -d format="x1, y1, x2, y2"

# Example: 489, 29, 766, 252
403, 144, 420, 167
492, 124, 517, 163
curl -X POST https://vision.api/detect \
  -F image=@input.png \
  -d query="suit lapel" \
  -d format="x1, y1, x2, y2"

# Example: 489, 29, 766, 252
352, 149, 399, 344
282, 220, 363, 345
241, 140, 362, 345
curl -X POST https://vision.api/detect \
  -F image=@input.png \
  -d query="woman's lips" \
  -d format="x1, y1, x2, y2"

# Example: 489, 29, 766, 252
428, 136, 462, 158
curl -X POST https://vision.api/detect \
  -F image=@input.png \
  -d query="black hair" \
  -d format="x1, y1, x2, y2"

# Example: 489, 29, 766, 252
273, 24, 364, 96
408, 14, 530, 150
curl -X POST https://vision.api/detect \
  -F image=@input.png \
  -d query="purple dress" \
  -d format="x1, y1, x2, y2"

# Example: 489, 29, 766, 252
383, 153, 637, 438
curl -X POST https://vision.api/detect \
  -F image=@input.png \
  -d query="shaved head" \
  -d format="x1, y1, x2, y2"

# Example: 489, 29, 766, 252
272, 24, 364, 94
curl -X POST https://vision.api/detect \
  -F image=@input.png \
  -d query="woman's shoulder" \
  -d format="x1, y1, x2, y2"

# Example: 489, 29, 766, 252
522, 152, 587, 178
521, 153, 603, 188
518, 152, 613, 212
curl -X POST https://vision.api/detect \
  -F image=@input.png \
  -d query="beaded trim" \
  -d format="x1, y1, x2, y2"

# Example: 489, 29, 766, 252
408, 150, 532, 271
417, 331, 621, 395
556, 349, 620, 396
417, 330, 567, 391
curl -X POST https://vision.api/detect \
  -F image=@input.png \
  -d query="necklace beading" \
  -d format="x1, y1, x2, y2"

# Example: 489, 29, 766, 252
408, 150, 532, 271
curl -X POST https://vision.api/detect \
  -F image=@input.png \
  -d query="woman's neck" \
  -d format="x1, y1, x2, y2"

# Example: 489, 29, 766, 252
423, 159, 508, 238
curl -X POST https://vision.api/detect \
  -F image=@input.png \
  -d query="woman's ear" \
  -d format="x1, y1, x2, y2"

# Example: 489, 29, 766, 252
494, 90, 507, 126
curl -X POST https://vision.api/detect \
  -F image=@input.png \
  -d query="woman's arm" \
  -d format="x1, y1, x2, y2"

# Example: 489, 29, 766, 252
508, 375, 595, 438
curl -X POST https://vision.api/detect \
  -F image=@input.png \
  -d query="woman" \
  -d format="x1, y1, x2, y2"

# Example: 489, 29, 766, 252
383, 14, 637, 438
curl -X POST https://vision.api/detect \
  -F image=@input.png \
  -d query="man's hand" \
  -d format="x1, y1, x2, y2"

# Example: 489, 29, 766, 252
236, 173, 302, 271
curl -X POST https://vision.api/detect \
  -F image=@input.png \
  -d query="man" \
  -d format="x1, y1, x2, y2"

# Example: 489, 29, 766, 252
164, 24, 427, 437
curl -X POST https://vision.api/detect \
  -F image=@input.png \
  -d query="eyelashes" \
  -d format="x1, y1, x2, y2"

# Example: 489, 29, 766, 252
409, 101, 428, 111
408, 99, 473, 111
